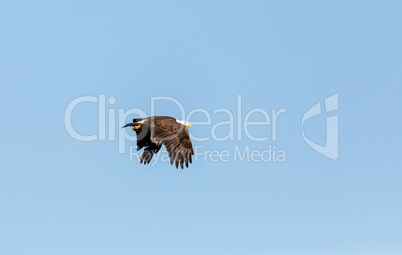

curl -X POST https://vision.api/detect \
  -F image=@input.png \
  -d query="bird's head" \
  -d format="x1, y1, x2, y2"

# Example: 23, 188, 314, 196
177, 120, 192, 127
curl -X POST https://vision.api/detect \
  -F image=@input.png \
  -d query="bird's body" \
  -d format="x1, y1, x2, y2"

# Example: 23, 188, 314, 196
122, 116, 194, 169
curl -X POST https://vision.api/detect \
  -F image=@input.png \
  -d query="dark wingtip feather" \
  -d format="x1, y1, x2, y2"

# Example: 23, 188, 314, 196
121, 123, 135, 128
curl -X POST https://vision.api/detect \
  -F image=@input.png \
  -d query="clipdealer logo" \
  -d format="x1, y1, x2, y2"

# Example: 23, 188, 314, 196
302, 94, 339, 160
64, 94, 339, 164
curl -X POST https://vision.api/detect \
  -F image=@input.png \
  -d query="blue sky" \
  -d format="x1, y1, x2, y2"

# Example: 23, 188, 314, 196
1, 1, 401, 254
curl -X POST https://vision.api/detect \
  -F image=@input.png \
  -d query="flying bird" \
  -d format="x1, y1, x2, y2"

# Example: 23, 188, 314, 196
122, 116, 194, 169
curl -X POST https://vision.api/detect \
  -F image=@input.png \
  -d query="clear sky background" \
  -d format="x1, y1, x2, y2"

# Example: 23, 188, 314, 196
1, 1, 401, 255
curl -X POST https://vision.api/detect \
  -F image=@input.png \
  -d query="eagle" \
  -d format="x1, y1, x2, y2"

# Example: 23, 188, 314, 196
122, 116, 194, 169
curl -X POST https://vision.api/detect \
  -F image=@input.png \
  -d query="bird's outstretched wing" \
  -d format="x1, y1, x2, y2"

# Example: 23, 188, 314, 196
150, 118, 194, 169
